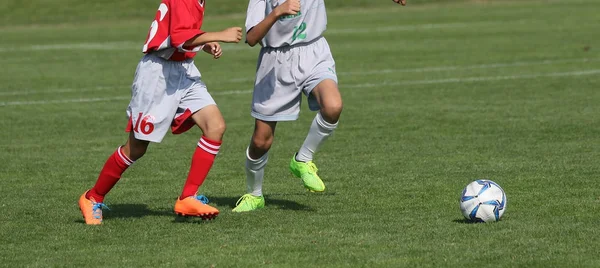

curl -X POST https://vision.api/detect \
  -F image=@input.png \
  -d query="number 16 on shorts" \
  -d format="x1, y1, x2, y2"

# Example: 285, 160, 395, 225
132, 112, 155, 135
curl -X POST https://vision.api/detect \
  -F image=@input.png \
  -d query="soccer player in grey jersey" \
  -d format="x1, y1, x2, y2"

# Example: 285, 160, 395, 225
233, 0, 407, 212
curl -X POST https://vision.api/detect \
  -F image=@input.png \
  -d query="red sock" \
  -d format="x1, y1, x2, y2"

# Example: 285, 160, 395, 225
86, 146, 133, 203
180, 136, 221, 200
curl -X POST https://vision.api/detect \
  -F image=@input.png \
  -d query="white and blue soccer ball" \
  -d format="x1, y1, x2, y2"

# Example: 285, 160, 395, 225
459, 180, 507, 222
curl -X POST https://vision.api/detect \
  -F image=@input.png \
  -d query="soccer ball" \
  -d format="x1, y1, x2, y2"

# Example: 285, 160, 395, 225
459, 180, 507, 222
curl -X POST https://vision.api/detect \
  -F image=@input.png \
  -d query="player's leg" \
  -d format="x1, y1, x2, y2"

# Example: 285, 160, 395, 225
88, 132, 150, 202
179, 104, 225, 199
290, 80, 341, 192
79, 53, 176, 224
170, 71, 229, 219
297, 79, 342, 161
290, 37, 342, 192
174, 104, 224, 219
233, 46, 300, 212
232, 119, 276, 212
79, 132, 150, 225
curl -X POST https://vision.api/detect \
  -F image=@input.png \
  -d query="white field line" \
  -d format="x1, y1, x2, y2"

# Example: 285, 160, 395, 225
344, 69, 600, 88
0, 7, 442, 33
0, 42, 252, 53
326, 21, 507, 34
0, 86, 252, 97
0, 86, 114, 96
0, 96, 131, 106
0, 20, 519, 53
1, 69, 598, 107
228, 57, 600, 83
2, 57, 597, 97
0, 89, 255, 107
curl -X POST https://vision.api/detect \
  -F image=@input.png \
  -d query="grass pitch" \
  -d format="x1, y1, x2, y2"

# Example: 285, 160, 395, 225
1, 0, 599, 267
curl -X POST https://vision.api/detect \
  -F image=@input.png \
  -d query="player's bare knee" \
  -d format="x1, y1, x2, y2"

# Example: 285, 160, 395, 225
203, 120, 226, 140
251, 134, 273, 152
321, 100, 343, 123
248, 140, 270, 159
252, 137, 273, 151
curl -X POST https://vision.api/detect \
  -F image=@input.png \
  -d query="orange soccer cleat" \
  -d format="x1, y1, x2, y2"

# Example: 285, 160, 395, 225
174, 195, 219, 220
78, 191, 108, 225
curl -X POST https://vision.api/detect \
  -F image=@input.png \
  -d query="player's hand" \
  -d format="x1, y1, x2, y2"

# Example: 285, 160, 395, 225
220, 27, 243, 43
275, 0, 301, 17
203, 42, 222, 59
393, 0, 407, 6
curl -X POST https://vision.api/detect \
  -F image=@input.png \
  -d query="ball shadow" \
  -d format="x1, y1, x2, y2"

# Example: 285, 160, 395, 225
452, 218, 480, 224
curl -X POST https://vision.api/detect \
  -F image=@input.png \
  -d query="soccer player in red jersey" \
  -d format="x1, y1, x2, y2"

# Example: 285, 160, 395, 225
78, 0, 243, 225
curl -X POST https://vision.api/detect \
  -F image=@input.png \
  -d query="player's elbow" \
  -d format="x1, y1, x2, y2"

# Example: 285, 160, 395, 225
246, 38, 259, 47
183, 33, 203, 47
245, 30, 260, 47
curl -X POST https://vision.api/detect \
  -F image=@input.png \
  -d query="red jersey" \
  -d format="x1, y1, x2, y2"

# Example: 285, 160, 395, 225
142, 0, 206, 61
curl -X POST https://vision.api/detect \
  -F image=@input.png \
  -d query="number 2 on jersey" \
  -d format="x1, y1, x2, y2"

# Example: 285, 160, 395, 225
292, 23, 307, 41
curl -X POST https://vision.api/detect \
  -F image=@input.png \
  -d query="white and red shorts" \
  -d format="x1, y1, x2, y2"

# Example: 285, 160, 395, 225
125, 53, 216, 143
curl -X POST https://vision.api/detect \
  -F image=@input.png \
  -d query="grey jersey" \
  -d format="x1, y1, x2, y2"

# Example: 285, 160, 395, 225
245, 0, 327, 48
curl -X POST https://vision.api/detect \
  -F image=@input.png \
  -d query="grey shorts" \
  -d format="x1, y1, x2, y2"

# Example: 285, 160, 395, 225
126, 53, 216, 143
251, 36, 338, 121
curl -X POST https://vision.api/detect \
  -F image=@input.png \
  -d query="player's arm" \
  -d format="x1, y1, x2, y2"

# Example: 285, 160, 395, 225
168, 1, 241, 50
392, 0, 407, 5
183, 28, 242, 47
203, 42, 222, 59
246, 0, 300, 47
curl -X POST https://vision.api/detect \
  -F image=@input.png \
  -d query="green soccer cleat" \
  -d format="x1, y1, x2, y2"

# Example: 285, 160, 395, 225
232, 194, 265, 212
289, 154, 325, 192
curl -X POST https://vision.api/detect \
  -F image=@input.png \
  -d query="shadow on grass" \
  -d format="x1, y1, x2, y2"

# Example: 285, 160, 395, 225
452, 218, 481, 224
267, 192, 337, 197
210, 195, 315, 211
106, 203, 173, 218
74, 203, 174, 224
86, 203, 221, 224
74, 196, 315, 224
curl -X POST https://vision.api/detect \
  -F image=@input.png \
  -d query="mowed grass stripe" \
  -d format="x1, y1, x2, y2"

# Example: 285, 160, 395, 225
1, 69, 598, 107
1, 57, 599, 97
0, 19, 549, 53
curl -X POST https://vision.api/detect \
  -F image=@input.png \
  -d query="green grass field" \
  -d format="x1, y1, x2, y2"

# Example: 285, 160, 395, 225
1, 0, 599, 266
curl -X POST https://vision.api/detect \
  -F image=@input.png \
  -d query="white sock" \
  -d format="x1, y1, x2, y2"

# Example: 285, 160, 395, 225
296, 112, 338, 162
245, 147, 268, 196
